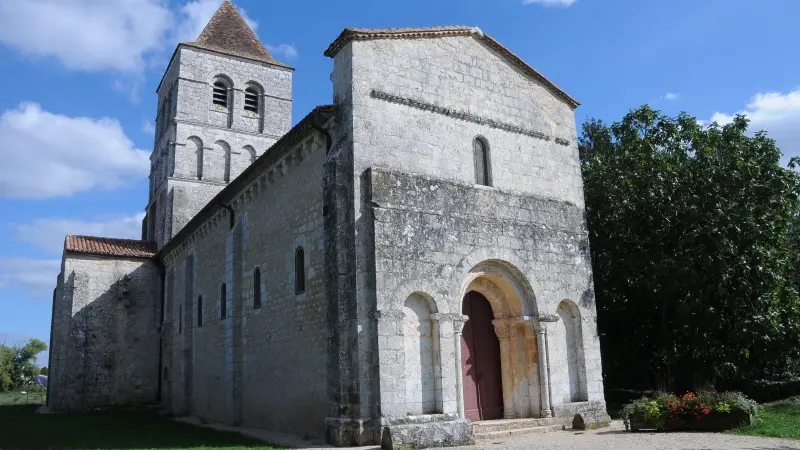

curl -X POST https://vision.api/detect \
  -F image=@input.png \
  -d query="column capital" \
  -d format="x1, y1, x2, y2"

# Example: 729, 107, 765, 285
450, 314, 469, 333
492, 319, 512, 340
538, 314, 560, 323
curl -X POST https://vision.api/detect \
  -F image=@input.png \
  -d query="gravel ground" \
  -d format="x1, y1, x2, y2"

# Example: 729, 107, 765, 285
465, 421, 800, 450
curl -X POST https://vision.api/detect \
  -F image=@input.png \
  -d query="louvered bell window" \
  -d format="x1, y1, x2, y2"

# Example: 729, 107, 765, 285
244, 87, 259, 113
212, 81, 228, 107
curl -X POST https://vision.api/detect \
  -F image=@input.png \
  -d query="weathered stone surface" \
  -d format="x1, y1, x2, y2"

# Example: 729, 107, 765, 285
48, 254, 160, 412
381, 417, 474, 449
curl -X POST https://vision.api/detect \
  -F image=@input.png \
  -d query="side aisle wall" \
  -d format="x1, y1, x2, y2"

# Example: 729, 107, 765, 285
48, 255, 160, 411
160, 129, 329, 438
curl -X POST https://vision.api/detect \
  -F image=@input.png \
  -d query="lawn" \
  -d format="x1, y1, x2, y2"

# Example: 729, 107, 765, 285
730, 397, 800, 440
0, 405, 283, 449
0, 390, 47, 406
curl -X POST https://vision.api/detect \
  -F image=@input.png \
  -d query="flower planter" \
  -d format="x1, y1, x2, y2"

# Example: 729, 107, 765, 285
664, 410, 751, 431
625, 412, 662, 431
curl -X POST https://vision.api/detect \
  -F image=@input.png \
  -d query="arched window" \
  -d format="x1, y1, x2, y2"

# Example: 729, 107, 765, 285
197, 295, 203, 328
220, 283, 227, 319
244, 86, 260, 113
295, 247, 305, 295
212, 80, 228, 107
253, 267, 262, 309
473, 137, 492, 186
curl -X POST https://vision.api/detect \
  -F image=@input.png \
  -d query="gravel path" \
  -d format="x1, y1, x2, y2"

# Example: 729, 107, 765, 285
466, 421, 800, 450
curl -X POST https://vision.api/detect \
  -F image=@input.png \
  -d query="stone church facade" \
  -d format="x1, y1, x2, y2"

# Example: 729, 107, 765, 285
47, 2, 610, 448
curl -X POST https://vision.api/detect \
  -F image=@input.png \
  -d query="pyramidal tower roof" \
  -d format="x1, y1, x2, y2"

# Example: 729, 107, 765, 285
185, 0, 279, 64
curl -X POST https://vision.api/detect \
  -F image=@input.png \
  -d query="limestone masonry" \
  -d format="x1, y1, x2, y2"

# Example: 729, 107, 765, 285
47, 2, 610, 448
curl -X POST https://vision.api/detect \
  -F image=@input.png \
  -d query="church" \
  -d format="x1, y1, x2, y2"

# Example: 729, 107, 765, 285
46, 1, 610, 448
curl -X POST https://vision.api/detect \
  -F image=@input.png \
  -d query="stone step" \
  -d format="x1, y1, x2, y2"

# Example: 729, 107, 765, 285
474, 424, 563, 440
472, 418, 559, 434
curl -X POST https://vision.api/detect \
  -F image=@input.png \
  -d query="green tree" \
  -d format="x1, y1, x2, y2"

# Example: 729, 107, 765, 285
40, 366, 48, 376
579, 106, 800, 391
0, 344, 13, 391
0, 339, 47, 391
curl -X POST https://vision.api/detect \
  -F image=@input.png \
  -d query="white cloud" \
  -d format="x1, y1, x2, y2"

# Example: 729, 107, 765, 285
266, 43, 299, 61
0, 258, 61, 297
0, 0, 173, 73
0, 103, 150, 199
14, 213, 146, 254
522, 0, 576, 7
142, 120, 155, 135
707, 89, 800, 161
663, 92, 681, 101
0, 0, 295, 74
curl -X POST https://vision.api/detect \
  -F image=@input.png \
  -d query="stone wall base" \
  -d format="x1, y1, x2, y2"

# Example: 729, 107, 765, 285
553, 401, 611, 430
379, 414, 474, 449
325, 417, 379, 447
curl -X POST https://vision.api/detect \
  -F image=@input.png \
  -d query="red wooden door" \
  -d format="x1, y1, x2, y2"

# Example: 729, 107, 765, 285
461, 291, 504, 421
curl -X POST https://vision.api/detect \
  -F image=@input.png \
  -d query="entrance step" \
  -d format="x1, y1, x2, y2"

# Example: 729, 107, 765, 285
473, 418, 563, 439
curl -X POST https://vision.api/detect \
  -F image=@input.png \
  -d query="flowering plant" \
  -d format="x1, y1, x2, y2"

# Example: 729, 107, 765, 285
622, 390, 752, 431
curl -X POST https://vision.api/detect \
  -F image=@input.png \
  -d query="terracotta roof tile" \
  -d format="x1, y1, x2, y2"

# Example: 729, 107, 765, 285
186, 0, 277, 64
323, 26, 579, 108
65, 235, 156, 259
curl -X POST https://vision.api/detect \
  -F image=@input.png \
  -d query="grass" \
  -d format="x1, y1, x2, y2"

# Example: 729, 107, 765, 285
0, 390, 47, 405
730, 397, 800, 440
0, 405, 283, 449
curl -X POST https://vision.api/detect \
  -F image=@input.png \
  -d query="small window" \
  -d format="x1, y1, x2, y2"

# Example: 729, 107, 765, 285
295, 247, 305, 295
244, 87, 259, 113
212, 81, 228, 107
178, 305, 183, 334
253, 267, 262, 309
473, 137, 492, 186
220, 283, 227, 319
197, 295, 203, 328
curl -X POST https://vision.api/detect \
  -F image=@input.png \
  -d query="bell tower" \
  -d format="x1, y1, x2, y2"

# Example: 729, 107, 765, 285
142, 0, 294, 248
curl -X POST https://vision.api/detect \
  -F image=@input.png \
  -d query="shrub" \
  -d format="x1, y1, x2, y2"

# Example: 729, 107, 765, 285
719, 391, 760, 419
621, 390, 758, 431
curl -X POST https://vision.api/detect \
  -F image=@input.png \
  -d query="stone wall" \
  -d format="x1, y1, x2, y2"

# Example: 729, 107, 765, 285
47, 254, 160, 411
161, 129, 329, 438
326, 32, 608, 446
146, 45, 293, 249
175, 47, 292, 139
368, 167, 605, 405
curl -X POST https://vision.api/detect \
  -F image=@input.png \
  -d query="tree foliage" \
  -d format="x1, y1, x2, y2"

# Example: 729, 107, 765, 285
579, 106, 800, 391
0, 339, 47, 391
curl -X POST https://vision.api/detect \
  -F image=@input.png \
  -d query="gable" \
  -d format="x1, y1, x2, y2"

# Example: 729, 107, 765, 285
324, 26, 578, 109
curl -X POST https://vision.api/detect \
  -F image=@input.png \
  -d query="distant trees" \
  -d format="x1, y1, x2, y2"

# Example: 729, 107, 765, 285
579, 106, 800, 392
0, 338, 47, 391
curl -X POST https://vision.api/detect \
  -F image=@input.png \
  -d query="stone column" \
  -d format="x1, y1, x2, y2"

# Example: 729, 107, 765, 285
492, 319, 515, 419
537, 314, 560, 418
452, 314, 468, 419
524, 320, 540, 417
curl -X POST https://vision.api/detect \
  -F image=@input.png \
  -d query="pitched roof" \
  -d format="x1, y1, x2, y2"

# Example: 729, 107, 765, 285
324, 26, 579, 109
65, 235, 156, 259
185, 0, 278, 64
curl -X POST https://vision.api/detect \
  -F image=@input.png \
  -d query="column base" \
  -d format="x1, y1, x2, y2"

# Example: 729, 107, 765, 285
540, 409, 552, 418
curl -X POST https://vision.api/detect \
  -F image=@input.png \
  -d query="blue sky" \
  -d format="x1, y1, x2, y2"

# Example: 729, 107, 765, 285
0, 0, 798, 365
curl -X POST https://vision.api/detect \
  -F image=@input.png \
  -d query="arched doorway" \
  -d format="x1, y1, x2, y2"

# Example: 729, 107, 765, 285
461, 291, 503, 421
